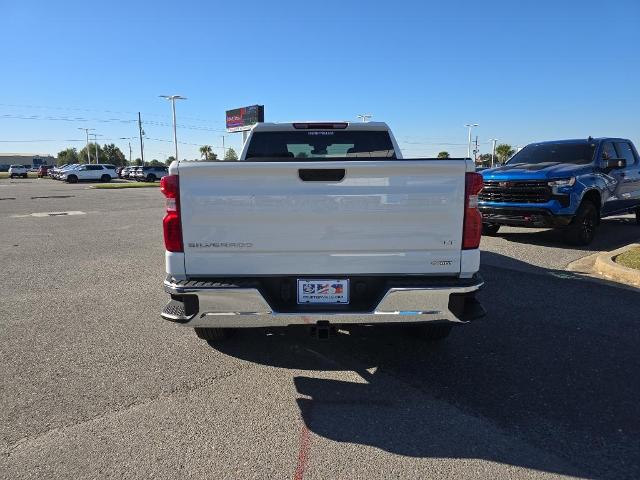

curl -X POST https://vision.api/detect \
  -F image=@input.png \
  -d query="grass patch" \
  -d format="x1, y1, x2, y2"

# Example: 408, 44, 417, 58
0, 172, 39, 179
91, 182, 160, 189
615, 247, 640, 270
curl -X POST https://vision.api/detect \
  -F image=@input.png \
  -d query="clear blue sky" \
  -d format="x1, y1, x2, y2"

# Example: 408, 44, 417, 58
1, 0, 638, 160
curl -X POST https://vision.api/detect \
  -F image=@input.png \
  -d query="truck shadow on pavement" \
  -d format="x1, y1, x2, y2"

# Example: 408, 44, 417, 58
491, 215, 639, 250
211, 253, 640, 480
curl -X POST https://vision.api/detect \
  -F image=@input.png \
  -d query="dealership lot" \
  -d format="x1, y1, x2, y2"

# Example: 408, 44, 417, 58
1, 179, 639, 479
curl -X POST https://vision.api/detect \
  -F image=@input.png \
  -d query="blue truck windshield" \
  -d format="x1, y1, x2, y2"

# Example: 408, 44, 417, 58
508, 143, 595, 165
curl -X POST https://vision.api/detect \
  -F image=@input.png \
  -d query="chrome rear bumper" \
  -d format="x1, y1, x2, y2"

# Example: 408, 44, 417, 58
161, 275, 484, 328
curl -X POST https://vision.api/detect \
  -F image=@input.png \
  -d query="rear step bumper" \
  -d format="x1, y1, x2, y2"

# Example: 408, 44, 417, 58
161, 275, 485, 328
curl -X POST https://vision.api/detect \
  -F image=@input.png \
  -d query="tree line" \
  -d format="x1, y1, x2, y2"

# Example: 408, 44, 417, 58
437, 144, 516, 165
57, 144, 239, 167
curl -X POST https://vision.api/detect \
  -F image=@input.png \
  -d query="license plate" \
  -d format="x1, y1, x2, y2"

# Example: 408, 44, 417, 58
297, 279, 349, 304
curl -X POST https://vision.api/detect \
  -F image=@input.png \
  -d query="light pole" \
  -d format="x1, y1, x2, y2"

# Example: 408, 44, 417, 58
78, 127, 95, 163
159, 95, 187, 162
357, 114, 373, 123
464, 124, 478, 159
91, 133, 102, 164
120, 137, 135, 164
489, 138, 497, 167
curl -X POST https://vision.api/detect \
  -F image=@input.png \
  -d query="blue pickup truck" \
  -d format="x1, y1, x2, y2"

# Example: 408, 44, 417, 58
479, 137, 640, 245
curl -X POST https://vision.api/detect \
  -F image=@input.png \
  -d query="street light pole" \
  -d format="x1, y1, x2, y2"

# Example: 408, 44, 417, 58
160, 95, 187, 163
464, 123, 479, 159
91, 133, 100, 164
78, 127, 95, 163
119, 137, 136, 165
490, 138, 497, 167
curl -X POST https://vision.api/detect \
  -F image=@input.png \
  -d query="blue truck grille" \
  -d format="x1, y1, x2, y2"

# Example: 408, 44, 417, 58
479, 180, 551, 203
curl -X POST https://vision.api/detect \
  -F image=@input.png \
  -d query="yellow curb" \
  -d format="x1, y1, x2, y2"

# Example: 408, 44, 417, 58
594, 243, 640, 288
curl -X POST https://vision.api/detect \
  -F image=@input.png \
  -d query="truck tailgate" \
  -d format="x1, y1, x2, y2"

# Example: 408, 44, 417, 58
178, 160, 466, 276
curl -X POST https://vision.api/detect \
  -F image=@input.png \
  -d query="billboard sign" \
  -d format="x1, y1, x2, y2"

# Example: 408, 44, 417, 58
226, 105, 264, 132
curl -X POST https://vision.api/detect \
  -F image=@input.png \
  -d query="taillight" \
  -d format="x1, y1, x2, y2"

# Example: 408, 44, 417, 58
462, 172, 483, 249
160, 175, 183, 252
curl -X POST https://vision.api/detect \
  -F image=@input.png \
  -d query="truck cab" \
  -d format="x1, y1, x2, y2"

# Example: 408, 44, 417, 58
479, 138, 640, 245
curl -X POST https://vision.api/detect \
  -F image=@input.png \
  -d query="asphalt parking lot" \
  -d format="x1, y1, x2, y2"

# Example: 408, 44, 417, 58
1, 178, 639, 479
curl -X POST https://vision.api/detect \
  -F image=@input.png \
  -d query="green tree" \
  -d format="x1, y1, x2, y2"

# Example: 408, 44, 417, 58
165, 156, 176, 166
57, 147, 78, 166
437, 151, 450, 159
78, 143, 105, 163
199, 145, 213, 161
296, 152, 308, 158
148, 159, 165, 167
224, 148, 238, 161
477, 153, 493, 166
495, 144, 515, 164
102, 144, 127, 166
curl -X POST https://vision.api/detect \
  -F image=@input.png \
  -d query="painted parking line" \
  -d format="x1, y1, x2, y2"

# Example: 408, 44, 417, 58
11, 211, 87, 218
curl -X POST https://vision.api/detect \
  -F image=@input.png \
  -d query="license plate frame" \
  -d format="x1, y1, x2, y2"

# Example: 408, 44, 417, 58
297, 279, 350, 304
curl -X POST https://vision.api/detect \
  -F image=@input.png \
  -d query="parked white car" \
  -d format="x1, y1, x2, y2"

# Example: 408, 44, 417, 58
8, 165, 28, 178
61, 164, 117, 183
135, 166, 168, 182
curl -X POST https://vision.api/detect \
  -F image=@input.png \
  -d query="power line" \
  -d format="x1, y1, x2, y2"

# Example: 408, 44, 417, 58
0, 102, 224, 125
0, 113, 136, 124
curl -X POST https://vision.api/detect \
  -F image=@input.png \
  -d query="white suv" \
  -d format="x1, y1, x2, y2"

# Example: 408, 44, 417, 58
8, 165, 28, 178
61, 164, 117, 183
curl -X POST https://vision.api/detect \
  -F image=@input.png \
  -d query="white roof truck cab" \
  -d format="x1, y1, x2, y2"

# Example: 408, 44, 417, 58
161, 121, 485, 342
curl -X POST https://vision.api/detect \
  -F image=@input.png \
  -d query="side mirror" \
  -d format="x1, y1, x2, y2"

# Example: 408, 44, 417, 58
603, 158, 626, 170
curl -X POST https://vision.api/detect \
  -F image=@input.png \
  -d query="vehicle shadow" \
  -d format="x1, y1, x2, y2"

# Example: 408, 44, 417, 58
491, 215, 639, 251
209, 253, 640, 479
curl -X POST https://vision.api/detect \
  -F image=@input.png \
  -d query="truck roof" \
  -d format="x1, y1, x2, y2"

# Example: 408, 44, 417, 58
251, 121, 392, 132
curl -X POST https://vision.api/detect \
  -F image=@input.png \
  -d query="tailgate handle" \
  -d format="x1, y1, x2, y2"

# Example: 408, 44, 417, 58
298, 169, 345, 182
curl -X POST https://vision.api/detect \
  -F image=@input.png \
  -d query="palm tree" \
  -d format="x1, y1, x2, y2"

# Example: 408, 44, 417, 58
199, 145, 213, 161
495, 144, 515, 164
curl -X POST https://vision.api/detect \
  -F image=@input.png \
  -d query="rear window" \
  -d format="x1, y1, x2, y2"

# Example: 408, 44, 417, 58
245, 130, 396, 160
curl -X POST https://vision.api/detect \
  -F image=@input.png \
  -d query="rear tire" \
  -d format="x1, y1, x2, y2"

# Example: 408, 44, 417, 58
23, 174, 28, 178
635, 207, 640, 225
147, 174, 156, 182
100, 174, 111, 183
412, 324, 453, 342
564, 201, 598, 246
195, 327, 236, 343
482, 223, 501, 236
67, 175, 78, 184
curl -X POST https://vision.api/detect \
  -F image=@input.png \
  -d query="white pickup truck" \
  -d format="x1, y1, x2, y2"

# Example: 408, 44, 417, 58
160, 121, 485, 342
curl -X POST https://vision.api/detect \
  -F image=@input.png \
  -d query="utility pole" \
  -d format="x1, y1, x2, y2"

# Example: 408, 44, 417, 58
138, 112, 145, 165
490, 138, 497, 167
78, 127, 95, 163
464, 124, 478, 159
221, 135, 225, 159
160, 95, 187, 163
357, 114, 373, 123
